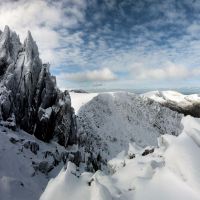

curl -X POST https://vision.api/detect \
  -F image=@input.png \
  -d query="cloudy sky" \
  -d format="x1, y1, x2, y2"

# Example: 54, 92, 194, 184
1, 0, 200, 91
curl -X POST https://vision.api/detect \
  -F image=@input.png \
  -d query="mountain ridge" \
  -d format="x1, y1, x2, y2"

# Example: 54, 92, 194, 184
0, 25, 77, 146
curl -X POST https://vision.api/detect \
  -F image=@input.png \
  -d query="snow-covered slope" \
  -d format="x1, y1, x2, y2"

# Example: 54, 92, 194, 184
144, 90, 200, 105
76, 92, 182, 168
40, 115, 200, 200
0, 89, 197, 199
0, 125, 82, 200
143, 90, 200, 117
69, 92, 98, 114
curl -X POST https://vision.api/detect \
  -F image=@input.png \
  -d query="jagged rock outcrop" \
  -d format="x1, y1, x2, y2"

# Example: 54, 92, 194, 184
0, 26, 76, 146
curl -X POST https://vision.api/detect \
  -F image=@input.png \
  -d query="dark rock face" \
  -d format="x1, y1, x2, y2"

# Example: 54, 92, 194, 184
141, 148, 154, 156
23, 141, 39, 155
53, 91, 77, 147
70, 89, 88, 93
32, 161, 54, 175
0, 26, 76, 146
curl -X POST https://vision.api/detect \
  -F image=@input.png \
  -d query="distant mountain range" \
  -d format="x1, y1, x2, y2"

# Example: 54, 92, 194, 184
81, 87, 200, 95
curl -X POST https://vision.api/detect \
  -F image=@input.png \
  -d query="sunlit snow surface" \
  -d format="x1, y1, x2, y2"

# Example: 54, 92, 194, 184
70, 92, 98, 114
143, 90, 200, 107
40, 93, 200, 200
72, 91, 182, 165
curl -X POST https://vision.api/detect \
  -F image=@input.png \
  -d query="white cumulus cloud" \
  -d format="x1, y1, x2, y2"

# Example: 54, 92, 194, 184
0, 0, 86, 65
57, 68, 117, 82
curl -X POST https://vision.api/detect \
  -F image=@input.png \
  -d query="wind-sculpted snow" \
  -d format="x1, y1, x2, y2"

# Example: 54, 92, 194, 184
75, 92, 183, 170
0, 26, 76, 146
40, 116, 200, 200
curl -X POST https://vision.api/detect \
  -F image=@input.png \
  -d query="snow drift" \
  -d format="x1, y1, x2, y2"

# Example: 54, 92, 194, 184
40, 115, 200, 200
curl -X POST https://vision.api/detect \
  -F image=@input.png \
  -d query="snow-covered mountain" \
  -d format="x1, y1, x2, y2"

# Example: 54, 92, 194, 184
73, 92, 183, 171
40, 91, 200, 200
0, 26, 76, 146
143, 90, 200, 117
40, 114, 200, 200
41, 90, 200, 200
0, 26, 78, 200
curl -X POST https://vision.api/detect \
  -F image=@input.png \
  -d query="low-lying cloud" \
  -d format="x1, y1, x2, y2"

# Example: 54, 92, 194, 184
133, 63, 189, 80
57, 68, 117, 82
